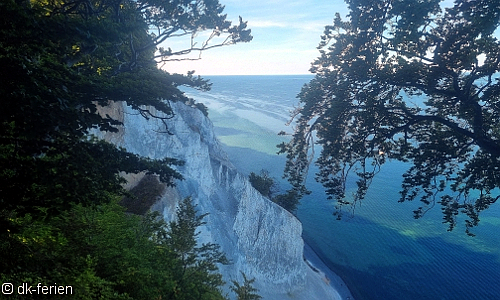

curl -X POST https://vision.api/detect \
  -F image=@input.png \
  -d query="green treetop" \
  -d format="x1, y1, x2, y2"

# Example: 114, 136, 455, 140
0, 0, 251, 216
230, 272, 262, 300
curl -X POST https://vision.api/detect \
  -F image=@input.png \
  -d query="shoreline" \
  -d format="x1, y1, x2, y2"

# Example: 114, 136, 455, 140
303, 240, 355, 300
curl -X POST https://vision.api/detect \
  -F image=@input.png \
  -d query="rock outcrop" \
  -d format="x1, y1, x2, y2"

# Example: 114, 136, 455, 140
100, 101, 340, 299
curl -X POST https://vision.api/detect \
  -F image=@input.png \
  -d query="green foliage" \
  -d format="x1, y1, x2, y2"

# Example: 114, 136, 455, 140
230, 272, 262, 300
0, 0, 251, 296
1, 198, 228, 299
2, 200, 158, 299
163, 197, 229, 299
279, 0, 500, 235
248, 170, 300, 212
249, 170, 275, 199
0, 0, 252, 213
272, 190, 300, 213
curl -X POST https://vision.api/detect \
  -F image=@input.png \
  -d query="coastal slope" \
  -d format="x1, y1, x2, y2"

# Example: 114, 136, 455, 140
101, 101, 341, 299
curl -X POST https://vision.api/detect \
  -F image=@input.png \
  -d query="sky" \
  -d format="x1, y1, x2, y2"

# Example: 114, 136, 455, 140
162, 0, 349, 75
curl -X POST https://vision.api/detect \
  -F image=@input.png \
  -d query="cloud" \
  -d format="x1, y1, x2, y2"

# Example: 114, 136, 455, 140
249, 20, 288, 28
160, 0, 348, 75
248, 18, 330, 32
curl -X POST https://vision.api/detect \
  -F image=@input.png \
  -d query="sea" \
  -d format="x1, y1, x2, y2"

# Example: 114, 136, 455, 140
183, 75, 500, 300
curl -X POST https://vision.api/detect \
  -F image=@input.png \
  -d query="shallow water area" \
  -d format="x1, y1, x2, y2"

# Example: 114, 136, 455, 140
185, 75, 500, 300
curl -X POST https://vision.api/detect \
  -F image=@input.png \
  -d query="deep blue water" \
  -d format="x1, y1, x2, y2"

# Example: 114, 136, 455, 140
184, 75, 500, 300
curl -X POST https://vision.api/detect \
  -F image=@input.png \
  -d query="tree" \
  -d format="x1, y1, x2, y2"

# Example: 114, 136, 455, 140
272, 190, 300, 213
278, 0, 500, 235
1, 197, 229, 299
248, 170, 300, 212
0, 0, 251, 294
230, 272, 262, 300
249, 170, 276, 199
0, 0, 251, 221
162, 197, 229, 299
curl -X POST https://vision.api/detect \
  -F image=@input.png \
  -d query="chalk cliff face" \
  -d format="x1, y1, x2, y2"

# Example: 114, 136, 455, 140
101, 101, 339, 299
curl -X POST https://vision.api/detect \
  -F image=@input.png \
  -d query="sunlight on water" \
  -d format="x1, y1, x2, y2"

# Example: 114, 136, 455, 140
217, 134, 285, 156
399, 228, 419, 238
207, 109, 288, 155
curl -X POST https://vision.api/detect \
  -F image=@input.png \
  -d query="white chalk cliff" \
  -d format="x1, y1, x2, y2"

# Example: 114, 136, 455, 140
101, 101, 340, 299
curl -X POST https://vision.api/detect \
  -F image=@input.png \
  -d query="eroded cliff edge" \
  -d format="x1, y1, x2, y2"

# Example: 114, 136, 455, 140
100, 101, 340, 299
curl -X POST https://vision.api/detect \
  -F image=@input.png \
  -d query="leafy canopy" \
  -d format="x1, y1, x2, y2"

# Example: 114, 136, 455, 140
0, 0, 251, 216
0, 0, 251, 295
1, 197, 229, 299
279, 0, 500, 235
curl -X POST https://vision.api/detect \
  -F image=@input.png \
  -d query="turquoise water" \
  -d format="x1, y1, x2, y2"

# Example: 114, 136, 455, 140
185, 75, 500, 300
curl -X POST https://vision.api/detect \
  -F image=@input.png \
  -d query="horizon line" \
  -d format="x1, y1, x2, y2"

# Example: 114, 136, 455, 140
194, 73, 314, 76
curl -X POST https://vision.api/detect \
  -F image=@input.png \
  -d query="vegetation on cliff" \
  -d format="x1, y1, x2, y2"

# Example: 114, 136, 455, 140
0, 0, 252, 297
249, 170, 300, 213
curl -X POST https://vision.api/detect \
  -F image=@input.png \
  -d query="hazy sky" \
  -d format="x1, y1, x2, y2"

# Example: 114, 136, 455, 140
163, 0, 349, 75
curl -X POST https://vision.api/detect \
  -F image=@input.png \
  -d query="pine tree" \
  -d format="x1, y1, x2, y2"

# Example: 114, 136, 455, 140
165, 197, 229, 299
230, 272, 262, 300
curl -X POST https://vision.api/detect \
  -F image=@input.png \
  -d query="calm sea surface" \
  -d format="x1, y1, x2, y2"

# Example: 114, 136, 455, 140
184, 75, 500, 300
